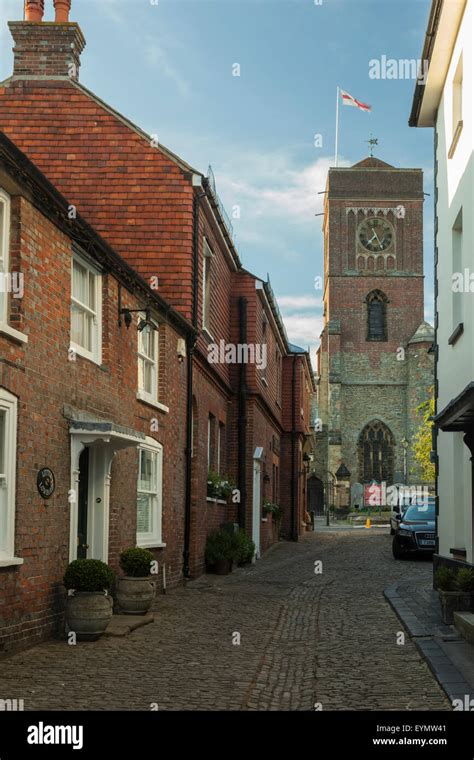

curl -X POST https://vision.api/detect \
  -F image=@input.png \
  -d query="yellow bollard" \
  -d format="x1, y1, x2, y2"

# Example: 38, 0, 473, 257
365, 518, 371, 529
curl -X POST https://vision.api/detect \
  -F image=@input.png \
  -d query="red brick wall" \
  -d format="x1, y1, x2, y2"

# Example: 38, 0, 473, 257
0, 191, 188, 654
188, 355, 233, 577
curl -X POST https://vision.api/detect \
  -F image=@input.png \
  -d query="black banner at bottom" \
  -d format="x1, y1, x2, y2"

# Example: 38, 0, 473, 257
0, 711, 473, 757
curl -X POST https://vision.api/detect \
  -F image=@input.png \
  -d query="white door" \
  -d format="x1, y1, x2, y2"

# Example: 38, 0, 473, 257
252, 447, 264, 559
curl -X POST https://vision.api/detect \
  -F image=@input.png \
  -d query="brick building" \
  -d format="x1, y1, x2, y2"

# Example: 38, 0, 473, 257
0, 129, 192, 653
313, 157, 434, 506
0, 1, 314, 653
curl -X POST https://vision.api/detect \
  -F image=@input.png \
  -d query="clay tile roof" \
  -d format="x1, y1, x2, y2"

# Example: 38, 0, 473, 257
0, 75, 201, 316
351, 156, 395, 169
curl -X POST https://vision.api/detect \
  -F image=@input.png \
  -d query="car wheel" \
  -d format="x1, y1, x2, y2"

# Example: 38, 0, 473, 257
392, 539, 404, 560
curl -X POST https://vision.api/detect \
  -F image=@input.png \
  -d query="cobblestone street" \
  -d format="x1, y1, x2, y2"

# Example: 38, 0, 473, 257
0, 529, 450, 711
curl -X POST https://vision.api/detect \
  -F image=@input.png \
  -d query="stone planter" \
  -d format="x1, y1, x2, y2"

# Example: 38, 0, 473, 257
439, 590, 472, 625
215, 559, 232, 575
116, 576, 156, 615
65, 591, 113, 641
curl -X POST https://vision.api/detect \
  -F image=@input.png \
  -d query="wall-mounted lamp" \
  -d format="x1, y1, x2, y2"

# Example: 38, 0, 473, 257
118, 300, 158, 332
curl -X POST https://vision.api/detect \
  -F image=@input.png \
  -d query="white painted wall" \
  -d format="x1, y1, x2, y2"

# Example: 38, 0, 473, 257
435, 0, 474, 561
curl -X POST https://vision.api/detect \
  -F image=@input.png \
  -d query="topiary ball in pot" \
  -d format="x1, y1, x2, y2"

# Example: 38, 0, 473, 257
233, 530, 255, 566
63, 559, 114, 641
116, 547, 157, 616
436, 566, 472, 624
205, 530, 235, 575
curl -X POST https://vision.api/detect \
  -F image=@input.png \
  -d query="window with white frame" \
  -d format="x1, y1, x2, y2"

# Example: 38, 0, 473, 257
0, 388, 18, 562
0, 189, 11, 324
202, 238, 212, 332
70, 253, 102, 363
138, 318, 159, 403
137, 437, 163, 547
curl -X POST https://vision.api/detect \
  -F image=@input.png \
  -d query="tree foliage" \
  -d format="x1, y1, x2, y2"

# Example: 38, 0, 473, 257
412, 389, 435, 482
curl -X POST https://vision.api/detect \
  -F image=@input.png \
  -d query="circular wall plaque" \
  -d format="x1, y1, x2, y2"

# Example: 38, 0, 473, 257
37, 468, 56, 499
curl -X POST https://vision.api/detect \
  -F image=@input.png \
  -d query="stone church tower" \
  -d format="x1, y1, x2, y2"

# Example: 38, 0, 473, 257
313, 157, 434, 499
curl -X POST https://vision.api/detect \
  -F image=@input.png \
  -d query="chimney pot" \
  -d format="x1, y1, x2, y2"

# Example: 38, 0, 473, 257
54, 0, 72, 23
25, 1, 44, 22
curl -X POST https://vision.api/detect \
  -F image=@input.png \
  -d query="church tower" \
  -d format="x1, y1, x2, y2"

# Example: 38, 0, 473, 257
314, 157, 434, 493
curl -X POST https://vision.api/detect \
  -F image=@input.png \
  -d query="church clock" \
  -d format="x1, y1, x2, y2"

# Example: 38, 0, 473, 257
358, 217, 394, 252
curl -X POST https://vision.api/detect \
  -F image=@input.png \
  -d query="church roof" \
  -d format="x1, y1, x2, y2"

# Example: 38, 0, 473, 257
408, 321, 435, 345
351, 156, 395, 169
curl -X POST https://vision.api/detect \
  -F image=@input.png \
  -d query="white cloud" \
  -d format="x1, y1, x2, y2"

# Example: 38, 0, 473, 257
278, 295, 322, 310
143, 38, 189, 98
217, 153, 350, 226
98, 0, 126, 27
282, 312, 323, 347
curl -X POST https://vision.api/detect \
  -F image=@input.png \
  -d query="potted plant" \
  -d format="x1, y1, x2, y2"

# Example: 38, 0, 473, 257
116, 547, 157, 615
436, 567, 473, 624
233, 529, 255, 566
64, 559, 115, 641
207, 470, 235, 500
205, 530, 236, 575
457, 568, 474, 605
263, 502, 283, 535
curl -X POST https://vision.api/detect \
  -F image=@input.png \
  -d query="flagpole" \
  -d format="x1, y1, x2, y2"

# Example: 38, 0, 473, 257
335, 86, 340, 168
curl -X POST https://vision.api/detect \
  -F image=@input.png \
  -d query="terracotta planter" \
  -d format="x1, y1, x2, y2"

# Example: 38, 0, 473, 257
439, 590, 472, 625
215, 559, 232, 575
116, 576, 156, 615
65, 591, 113, 641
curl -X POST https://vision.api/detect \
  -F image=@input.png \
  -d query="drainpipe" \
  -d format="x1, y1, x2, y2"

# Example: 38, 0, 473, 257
238, 296, 248, 529
291, 354, 297, 541
183, 184, 206, 579
433, 128, 440, 569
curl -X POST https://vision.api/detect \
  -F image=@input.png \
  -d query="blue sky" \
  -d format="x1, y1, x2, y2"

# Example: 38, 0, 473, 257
0, 0, 434, 361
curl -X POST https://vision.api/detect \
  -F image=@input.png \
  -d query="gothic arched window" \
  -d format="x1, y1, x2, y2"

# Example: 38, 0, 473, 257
358, 420, 395, 484
366, 290, 388, 342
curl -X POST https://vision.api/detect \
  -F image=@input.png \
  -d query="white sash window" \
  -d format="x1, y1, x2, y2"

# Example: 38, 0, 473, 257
137, 438, 163, 547
0, 389, 20, 565
70, 253, 102, 363
138, 319, 158, 403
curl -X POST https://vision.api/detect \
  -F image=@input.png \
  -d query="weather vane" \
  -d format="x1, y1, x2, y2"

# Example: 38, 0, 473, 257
366, 135, 379, 157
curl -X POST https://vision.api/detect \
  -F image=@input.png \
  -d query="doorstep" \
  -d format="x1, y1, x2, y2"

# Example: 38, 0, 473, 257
103, 613, 154, 637
385, 581, 474, 705
454, 612, 474, 646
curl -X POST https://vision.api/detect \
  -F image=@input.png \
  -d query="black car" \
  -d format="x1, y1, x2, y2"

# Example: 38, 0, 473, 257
392, 503, 436, 559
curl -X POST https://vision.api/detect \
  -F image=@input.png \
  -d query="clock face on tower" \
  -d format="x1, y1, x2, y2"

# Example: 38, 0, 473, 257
358, 218, 394, 252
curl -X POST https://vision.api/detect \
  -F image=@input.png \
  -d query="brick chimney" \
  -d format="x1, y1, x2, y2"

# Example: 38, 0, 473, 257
9, 1, 85, 81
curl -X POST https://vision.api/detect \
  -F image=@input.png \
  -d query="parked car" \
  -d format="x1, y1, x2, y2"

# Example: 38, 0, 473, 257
390, 503, 407, 535
389, 491, 435, 535
392, 502, 436, 559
